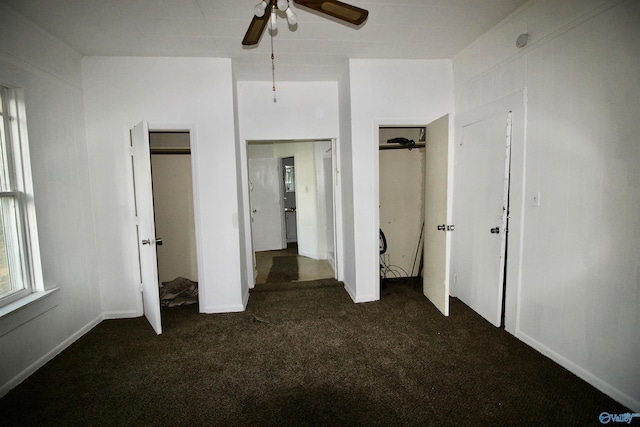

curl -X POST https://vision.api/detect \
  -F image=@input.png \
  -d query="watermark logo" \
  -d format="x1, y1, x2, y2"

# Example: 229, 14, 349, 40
599, 412, 640, 424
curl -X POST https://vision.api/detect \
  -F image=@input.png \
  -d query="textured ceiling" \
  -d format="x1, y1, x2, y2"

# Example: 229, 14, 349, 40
0, 0, 527, 81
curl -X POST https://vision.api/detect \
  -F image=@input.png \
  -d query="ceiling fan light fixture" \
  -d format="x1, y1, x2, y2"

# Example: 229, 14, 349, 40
243, 0, 369, 47
285, 8, 298, 25
254, 0, 268, 17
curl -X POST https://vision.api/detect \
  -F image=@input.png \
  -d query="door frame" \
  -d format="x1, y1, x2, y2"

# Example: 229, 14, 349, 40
374, 118, 454, 302
241, 138, 343, 289
452, 90, 527, 332
149, 129, 198, 290
132, 122, 203, 314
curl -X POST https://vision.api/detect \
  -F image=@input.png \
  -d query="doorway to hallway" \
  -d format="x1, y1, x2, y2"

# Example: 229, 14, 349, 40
247, 139, 337, 286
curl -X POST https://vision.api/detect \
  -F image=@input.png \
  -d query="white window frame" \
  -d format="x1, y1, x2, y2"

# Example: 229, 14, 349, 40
0, 84, 43, 309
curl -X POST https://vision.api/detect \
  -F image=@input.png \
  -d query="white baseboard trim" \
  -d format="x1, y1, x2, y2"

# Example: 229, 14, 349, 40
328, 256, 335, 273
516, 330, 640, 412
353, 294, 377, 303
343, 281, 377, 303
344, 281, 357, 302
242, 289, 250, 309
0, 313, 103, 399
200, 304, 245, 314
343, 279, 378, 303
102, 310, 140, 320
298, 250, 319, 260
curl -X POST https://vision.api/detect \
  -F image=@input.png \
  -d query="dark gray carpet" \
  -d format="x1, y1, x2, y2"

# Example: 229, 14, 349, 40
0, 279, 628, 426
266, 255, 298, 283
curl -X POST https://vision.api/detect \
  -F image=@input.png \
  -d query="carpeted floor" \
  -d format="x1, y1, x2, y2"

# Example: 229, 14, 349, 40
0, 279, 629, 426
266, 255, 299, 283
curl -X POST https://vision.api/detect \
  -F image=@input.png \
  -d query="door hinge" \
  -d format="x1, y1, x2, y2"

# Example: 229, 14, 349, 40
129, 146, 134, 156
140, 283, 143, 292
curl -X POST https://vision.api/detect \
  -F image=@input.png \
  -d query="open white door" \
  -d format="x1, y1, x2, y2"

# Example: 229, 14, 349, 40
249, 157, 285, 252
131, 121, 162, 335
453, 112, 512, 327
423, 114, 451, 315
330, 138, 340, 280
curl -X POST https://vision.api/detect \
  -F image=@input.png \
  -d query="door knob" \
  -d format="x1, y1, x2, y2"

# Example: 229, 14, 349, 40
142, 238, 162, 245
437, 224, 446, 231
490, 227, 500, 234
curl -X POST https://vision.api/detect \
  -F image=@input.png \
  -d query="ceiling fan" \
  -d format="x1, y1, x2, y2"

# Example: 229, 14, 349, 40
242, 0, 369, 46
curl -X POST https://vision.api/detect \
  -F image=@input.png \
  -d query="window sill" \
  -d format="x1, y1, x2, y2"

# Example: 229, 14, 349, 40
0, 288, 60, 337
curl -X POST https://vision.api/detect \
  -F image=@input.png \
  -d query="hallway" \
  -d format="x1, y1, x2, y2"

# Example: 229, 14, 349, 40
254, 243, 334, 285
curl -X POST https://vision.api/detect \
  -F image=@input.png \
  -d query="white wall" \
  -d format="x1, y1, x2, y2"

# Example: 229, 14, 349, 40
337, 67, 353, 287
0, 4, 101, 396
231, 66, 249, 303
151, 154, 198, 284
236, 81, 339, 291
315, 141, 333, 261
379, 147, 425, 278
322, 154, 335, 269
348, 59, 453, 302
453, 0, 640, 410
82, 57, 243, 314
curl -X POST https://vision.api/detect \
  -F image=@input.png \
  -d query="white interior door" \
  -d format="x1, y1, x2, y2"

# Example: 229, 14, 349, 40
323, 156, 335, 271
453, 112, 512, 327
249, 158, 285, 252
423, 114, 451, 315
130, 121, 162, 335
283, 157, 297, 243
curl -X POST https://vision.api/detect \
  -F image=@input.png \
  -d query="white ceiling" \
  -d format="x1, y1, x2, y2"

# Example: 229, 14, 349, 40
0, 0, 527, 81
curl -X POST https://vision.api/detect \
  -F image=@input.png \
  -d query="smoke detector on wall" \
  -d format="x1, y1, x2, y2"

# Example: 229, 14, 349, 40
516, 33, 529, 48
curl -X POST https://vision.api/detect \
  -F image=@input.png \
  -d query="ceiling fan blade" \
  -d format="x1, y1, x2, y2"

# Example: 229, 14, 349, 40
242, 10, 271, 46
293, 0, 368, 26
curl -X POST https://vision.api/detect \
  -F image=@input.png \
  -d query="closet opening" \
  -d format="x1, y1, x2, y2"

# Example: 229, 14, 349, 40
149, 132, 199, 310
378, 126, 426, 291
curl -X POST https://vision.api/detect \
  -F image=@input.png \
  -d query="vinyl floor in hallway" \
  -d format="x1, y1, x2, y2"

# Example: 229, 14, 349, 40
254, 243, 334, 285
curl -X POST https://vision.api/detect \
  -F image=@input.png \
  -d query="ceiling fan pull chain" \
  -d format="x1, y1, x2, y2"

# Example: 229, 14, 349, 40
270, 21, 276, 102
